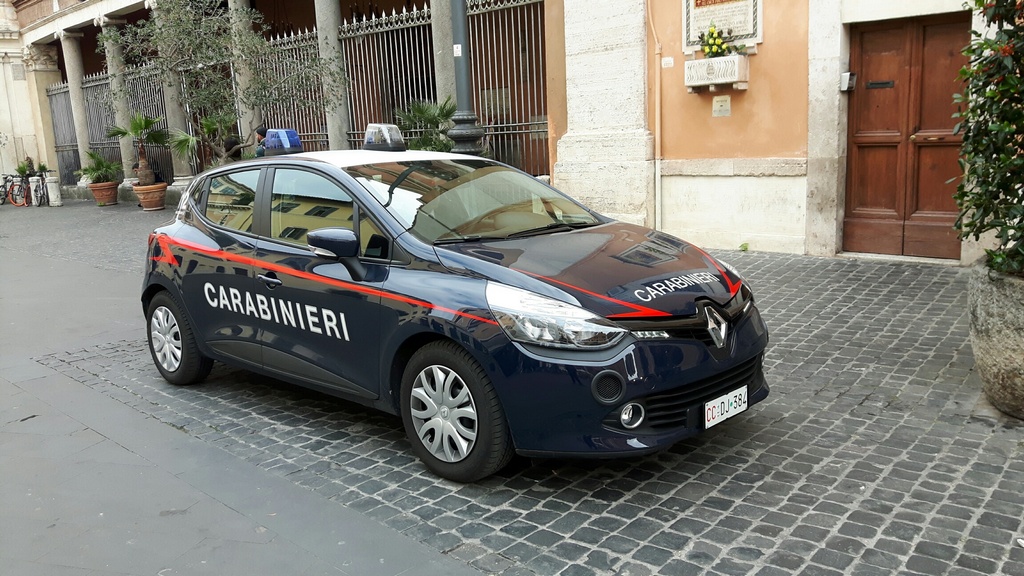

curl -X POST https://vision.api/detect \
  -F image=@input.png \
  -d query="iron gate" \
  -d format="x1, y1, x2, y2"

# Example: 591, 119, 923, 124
468, 0, 548, 176
339, 0, 548, 174
46, 83, 78, 185
48, 67, 173, 185
263, 30, 330, 152
340, 5, 436, 149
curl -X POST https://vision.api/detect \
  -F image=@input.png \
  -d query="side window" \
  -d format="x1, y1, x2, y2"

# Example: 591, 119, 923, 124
205, 169, 260, 233
359, 215, 390, 260
270, 168, 353, 245
188, 178, 206, 208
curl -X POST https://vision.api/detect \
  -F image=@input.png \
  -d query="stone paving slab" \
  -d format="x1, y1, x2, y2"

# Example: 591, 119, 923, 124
30, 246, 1024, 575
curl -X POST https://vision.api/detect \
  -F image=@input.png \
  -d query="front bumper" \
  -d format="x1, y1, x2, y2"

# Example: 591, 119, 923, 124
490, 306, 770, 457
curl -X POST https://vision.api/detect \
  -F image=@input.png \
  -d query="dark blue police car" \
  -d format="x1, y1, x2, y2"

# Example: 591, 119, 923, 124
142, 125, 770, 482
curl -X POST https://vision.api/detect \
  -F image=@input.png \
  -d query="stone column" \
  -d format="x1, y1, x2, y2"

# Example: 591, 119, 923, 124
57, 30, 92, 184
430, 0, 456, 105
314, 0, 350, 149
97, 17, 136, 189
147, 0, 193, 188
162, 75, 193, 188
554, 0, 654, 226
21, 44, 62, 174
804, 0, 848, 257
228, 0, 262, 144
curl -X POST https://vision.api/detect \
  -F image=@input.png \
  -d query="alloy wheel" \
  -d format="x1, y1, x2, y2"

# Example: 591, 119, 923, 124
409, 364, 478, 463
150, 305, 182, 373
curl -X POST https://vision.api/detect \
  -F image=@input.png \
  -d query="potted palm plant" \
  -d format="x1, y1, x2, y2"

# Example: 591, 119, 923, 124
107, 112, 169, 210
75, 151, 124, 206
394, 97, 456, 151
954, 0, 1024, 419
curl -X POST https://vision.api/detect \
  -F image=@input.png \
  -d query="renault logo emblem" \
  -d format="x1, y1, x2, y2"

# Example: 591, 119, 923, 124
705, 307, 728, 349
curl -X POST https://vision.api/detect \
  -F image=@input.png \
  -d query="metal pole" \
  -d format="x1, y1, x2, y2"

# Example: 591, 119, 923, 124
447, 0, 483, 155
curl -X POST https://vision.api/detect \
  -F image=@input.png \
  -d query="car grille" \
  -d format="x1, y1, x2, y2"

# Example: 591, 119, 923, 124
604, 355, 762, 431
617, 285, 754, 348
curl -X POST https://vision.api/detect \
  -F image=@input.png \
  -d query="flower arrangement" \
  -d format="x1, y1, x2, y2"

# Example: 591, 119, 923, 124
699, 23, 745, 58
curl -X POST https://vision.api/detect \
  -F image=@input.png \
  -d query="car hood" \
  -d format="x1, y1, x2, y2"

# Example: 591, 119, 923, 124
433, 222, 742, 319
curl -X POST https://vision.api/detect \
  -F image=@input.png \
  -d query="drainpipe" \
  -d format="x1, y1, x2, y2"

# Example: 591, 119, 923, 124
646, 0, 663, 231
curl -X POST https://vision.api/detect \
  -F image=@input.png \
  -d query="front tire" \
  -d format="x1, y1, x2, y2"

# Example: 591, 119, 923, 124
147, 291, 213, 385
401, 341, 513, 482
9, 183, 26, 206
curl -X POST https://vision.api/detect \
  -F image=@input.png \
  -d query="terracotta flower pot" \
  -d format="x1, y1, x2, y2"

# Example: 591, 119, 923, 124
134, 182, 168, 211
88, 181, 119, 206
968, 262, 1024, 420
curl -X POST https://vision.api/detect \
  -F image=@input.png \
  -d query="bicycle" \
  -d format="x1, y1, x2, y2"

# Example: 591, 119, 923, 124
31, 170, 55, 207
0, 174, 10, 205
1, 173, 28, 207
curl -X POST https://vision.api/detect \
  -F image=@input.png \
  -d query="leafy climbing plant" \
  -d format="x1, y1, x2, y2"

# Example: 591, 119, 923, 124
954, 0, 1024, 277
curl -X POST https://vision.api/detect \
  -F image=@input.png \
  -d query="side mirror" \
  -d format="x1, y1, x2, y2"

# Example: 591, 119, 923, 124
307, 228, 365, 280
307, 227, 359, 259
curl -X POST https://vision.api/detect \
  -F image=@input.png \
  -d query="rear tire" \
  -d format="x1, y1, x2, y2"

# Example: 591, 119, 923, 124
401, 340, 513, 482
147, 291, 213, 385
34, 184, 48, 207
9, 182, 26, 206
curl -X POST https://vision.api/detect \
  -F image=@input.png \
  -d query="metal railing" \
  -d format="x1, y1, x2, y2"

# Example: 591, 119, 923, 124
48, 67, 173, 185
263, 29, 330, 152
47, 0, 549, 181
468, 0, 548, 175
340, 4, 436, 149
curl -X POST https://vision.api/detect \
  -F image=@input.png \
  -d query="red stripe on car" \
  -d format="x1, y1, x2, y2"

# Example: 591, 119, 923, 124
514, 269, 672, 319
153, 234, 497, 326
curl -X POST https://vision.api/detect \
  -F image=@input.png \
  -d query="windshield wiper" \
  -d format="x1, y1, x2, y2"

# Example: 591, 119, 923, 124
504, 221, 597, 239
434, 234, 507, 245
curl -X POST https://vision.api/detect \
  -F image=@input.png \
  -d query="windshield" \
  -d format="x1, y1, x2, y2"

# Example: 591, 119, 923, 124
345, 159, 602, 243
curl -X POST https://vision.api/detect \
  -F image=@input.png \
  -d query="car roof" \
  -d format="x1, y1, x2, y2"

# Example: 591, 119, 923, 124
288, 149, 477, 168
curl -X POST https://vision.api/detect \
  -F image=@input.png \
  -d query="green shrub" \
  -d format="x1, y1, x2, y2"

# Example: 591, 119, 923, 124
954, 0, 1024, 276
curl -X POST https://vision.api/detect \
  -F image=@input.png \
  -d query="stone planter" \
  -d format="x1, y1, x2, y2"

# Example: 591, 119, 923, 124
968, 262, 1024, 419
45, 175, 62, 206
87, 181, 119, 206
134, 182, 168, 211
684, 54, 749, 92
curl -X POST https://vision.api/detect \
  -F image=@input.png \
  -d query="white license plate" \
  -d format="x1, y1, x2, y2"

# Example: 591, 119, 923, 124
704, 386, 748, 429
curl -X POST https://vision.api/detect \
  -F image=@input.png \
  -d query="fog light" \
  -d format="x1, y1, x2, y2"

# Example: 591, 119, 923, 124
619, 403, 645, 429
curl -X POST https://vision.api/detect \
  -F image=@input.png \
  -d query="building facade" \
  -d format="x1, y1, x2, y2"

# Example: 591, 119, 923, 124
546, 0, 989, 265
2, 0, 990, 263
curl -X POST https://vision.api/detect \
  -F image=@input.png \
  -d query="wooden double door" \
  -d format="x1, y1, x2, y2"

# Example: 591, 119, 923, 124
843, 13, 970, 259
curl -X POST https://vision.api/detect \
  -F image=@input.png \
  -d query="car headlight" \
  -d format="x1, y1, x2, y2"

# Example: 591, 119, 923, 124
486, 283, 627, 349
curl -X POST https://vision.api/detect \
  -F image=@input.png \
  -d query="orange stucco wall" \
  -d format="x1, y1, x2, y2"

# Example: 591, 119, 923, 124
648, 0, 810, 159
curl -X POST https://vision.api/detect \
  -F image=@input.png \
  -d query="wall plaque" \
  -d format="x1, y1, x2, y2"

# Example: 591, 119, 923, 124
684, 0, 763, 54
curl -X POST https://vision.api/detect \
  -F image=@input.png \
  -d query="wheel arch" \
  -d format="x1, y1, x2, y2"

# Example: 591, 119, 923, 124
385, 330, 451, 414
141, 282, 169, 314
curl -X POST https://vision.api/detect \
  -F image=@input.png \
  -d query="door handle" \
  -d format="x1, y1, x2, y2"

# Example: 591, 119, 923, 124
258, 274, 283, 288
909, 135, 917, 141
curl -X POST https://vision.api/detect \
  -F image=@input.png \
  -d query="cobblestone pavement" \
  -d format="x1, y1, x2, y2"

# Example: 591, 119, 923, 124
9, 202, 1024, 576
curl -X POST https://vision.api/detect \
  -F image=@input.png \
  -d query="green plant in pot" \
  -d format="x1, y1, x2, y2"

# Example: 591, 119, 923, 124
107, 113, 169, 210
394, 97, 456, 152
15, 160, 30, 178
75, 151, 124, 206
954, 0, 1024, 419
168, 113, 245, 168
